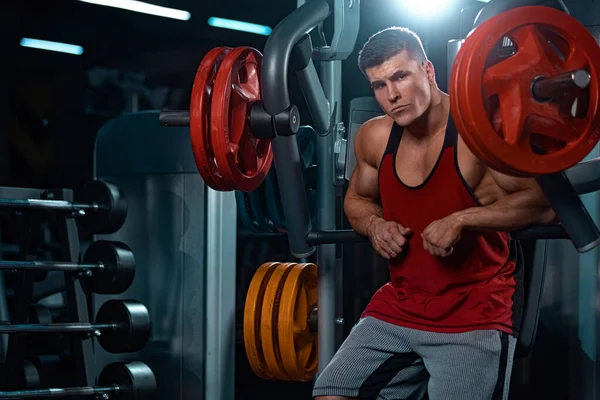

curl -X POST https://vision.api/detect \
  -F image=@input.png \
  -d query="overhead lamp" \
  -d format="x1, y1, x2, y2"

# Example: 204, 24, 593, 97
398, 0, 453, 16
77, 0, 191, 21
207, 17, 272, 36
20, 38, 84, 55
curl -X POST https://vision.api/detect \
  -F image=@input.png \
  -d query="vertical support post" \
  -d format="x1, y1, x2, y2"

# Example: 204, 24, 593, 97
0, 80, 8, 185
317, 59, 342, 373
55, 189, 96, 387
204, 188, 237, 400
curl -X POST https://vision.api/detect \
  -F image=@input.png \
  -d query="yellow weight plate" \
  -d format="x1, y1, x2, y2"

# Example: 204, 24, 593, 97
243, 262, 280, 379
278, 263, 319, 381
260, 262, 296, 380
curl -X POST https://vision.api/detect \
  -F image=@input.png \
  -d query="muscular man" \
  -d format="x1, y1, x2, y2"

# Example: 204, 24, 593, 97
312, 27, 556, 400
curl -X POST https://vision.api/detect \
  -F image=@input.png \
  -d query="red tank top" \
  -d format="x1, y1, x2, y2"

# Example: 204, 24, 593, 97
361, 114, 519, 335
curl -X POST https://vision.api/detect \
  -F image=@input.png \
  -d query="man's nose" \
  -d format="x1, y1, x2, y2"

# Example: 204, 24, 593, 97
387, 85, 400, 102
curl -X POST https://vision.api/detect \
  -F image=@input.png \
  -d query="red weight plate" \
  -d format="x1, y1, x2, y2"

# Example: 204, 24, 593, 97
454, 6, 600, 175
211, 47, 273, 192
190, 47, 234, 191
450, 33, 512, 174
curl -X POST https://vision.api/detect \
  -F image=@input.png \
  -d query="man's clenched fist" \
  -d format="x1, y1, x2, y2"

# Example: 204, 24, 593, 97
366, 218, 412, 260
421, 214, 463, 257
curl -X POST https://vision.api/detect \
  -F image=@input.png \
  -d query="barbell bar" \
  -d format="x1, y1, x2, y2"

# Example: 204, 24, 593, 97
0, 241, 135, 295
0, 299, 150, 354
0, 361, 156, 399
0, 180, 127, 234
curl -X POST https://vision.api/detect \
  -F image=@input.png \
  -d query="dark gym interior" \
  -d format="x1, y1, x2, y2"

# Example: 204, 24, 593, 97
1, 0, 599, 399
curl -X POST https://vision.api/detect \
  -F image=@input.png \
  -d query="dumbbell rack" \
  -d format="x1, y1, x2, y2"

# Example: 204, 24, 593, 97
0, 186, 97, 389
0, 184, 153, 396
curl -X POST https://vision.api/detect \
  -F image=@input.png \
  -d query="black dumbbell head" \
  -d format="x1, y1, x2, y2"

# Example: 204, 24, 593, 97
96, 299, 151, 354
98, 361, 157, 400
80, 180, 127, 234
83, 241, 136, 294
23, 359, 41, 389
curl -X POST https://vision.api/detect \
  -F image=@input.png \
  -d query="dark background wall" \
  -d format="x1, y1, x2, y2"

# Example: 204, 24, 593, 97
1, 0, 494, 191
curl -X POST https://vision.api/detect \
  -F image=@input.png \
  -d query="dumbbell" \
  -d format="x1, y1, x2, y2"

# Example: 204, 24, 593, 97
0, 361, 156, 399
0, 241, 135, 294
0, 299, 151, 354
0, 180, 127, 234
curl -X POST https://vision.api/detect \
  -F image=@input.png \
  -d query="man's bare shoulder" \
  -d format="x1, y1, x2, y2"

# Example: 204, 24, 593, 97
355, 115, 394, 167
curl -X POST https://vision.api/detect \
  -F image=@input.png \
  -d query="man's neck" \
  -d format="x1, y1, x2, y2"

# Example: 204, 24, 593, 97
405, 90, 449, 142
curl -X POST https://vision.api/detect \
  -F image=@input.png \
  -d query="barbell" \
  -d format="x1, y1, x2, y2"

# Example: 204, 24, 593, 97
0, 361, 156, 399
0, 240, 135, 295
0, 180, 127, 234
0, 299, 150, 354
160, 5, 600, 192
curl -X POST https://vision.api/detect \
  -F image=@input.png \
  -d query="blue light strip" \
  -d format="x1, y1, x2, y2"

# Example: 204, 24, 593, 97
20, 38, 84, 55
207, 17, 272, 36
77, 0, 191, 21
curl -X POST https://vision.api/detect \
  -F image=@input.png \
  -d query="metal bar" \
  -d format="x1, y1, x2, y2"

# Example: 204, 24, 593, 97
309, 226, 569, 244
0, 198, 95, 212
261, 0, 332, 114
510, 225, 567, 240
0, 386, 119, 399
158, 110, 190, 127
536, 172, 600, 252
295, 59, 331, 134
317, 59, 342, 372
307, 230, 367, 245
531, 69, 590, 101
0, 260, 100, 272
0, 323, 114, 334
261, 0, 331, 258
204, 189, 237, 400
564, 156, 600, 195
271, 137, 315, 258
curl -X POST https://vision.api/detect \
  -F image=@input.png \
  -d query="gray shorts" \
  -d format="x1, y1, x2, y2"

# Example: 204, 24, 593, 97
312, 317, 516, 400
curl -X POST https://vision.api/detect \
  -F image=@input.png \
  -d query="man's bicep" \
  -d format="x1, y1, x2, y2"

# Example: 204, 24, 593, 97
488, 168, 544, 195
347, 126, 381, 202
349, 161, 380, 201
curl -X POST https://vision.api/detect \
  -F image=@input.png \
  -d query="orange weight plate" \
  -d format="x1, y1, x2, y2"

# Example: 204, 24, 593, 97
189, 47, 234, 191
278, 263, 318, 382
211, 46, 273, 192
243, 262, 280, 379
260, 262, 296, 380
451, 6, 600, 175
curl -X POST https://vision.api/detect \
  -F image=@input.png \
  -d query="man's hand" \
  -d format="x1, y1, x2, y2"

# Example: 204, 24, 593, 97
421, 214, 463, 257
367, 218, 412, 260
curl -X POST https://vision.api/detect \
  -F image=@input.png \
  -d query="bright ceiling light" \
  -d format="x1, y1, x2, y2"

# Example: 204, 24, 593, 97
20, 38, 84, 55
207, 17, 272, 36
398, 0, 452, 16
77, 0, 191, 21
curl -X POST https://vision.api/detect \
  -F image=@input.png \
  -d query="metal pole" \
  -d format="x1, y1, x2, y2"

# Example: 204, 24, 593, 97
204, 188, 237, 400
317, 59, 342, 373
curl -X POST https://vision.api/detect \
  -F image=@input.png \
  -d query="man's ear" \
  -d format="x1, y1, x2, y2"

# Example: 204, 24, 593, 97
425, 60, 435, 85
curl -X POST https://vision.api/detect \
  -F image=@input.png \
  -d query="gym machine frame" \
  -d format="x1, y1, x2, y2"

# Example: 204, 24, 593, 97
246, 0, 600, 373
160, 0, 600, 380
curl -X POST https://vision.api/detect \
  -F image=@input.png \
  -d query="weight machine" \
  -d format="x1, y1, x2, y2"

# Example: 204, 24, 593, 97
157, 0, 600, 398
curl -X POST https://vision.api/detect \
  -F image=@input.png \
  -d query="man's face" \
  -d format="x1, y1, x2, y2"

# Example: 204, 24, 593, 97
365, 50, 434, 126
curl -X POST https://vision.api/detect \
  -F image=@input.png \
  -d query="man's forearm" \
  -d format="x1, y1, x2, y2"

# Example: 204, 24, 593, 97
344, 197, 384, 237
454, 189, 556, 232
